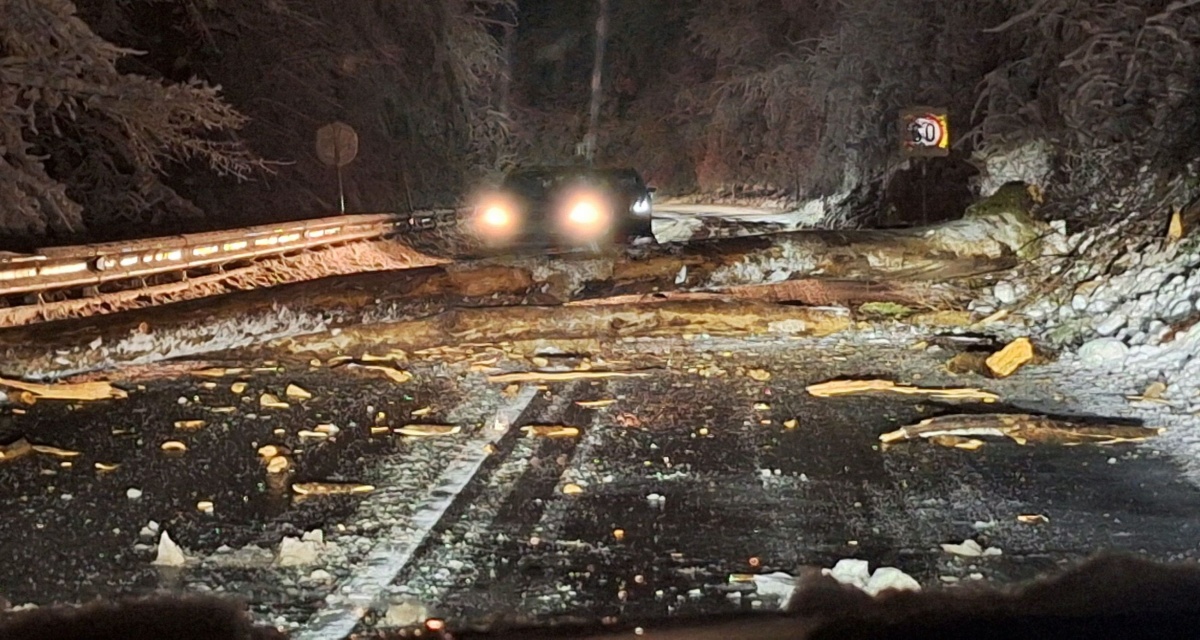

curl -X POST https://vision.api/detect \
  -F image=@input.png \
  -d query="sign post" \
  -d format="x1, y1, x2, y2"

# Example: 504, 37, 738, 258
898, 107, 950, 225
898, 107, 950, 158
315, 121, 359, 213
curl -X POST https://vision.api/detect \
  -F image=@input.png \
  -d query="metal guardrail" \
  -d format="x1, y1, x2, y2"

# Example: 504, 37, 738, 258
0, 210, 461, 298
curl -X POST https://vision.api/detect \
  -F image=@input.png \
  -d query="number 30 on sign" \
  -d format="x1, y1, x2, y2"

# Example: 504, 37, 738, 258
898, 107, 950, 158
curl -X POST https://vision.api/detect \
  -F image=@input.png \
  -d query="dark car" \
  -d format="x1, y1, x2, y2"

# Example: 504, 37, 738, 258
469, 165, 655, 250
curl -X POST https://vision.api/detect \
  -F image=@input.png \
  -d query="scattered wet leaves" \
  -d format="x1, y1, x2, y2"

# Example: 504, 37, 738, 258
259, 393, 289, 409
286, 384, 313, 400
0, 376, 127, 401
395, 424, 461, 437
807, 379, 999, 402
985, 337, 1034, 378
946, 352, 990, 375
615, 413, 641, 428
174, 420, 206, 431
521, 425, 581, 438
1017, 514, 1050, 525
880, 414, 1163, 446
0, 438, 33, 462
292, 482, 374, 496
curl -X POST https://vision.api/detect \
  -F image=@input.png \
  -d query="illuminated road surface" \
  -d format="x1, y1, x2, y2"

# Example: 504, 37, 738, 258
2, 333, 1198, 635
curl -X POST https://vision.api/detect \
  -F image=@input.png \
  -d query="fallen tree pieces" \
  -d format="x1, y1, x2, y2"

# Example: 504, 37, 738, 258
806, 379, 1000, 402
0, 209, 1038, 380
265, 300, 853, 362
880, 414, 1164, 446
0, 375, 127, 401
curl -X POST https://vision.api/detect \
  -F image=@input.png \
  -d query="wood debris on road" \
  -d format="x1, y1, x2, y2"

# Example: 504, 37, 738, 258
880, 413, 1163, 446
395, 424, 461, 437
0, 376, 127, 401
806, 378, 999, 402
291, 482, 374, 496
985, 337, 1034, 378
488, 370, 653, 384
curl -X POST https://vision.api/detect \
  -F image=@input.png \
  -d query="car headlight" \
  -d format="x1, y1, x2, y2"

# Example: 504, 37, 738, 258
470, 192, 522, 245
556, 187, 613, 244
481, 205, 512, 228
632, 195, 651, 216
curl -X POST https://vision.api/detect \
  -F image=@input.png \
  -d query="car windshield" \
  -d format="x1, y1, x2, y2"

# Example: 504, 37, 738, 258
6, 1, 1200, 639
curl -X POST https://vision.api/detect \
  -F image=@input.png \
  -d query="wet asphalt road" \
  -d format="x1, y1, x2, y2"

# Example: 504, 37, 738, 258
2, 334, 1200, 635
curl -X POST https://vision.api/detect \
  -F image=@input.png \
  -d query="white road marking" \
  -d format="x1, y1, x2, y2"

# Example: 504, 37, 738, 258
294, 384, 539, 640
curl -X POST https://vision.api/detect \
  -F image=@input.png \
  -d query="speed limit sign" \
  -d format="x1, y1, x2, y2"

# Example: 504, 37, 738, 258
899, 107, 950, 157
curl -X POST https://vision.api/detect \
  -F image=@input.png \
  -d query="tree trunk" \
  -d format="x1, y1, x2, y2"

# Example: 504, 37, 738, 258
0, 211, 1041, 380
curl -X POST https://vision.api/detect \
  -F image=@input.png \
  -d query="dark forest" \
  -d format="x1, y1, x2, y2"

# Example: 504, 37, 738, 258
3, 0, 1199, 244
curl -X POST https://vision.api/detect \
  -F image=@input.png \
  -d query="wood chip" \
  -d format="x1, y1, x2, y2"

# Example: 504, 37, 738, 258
359, 365, 413, 384
562, 483, 584, 495
30, 444, 81, 458
881, 414, 1163, 446
230, 382, 248, 394
192, 368, 244, 378
1017, 514, 1050, 525
1128, 381, 1169, 403
521, 426, 581, 438
292, 482, 374, 496
298, 430, 329, 439
783, 419, 798, 429
488, 370, 653, 384
807, 379, 999, 402
160, 441, 188, 453
174, 420, 206, 431
0, 376, 127, 401
985, 337, 1034, 378
94, 462, 120, 472
576, 399, 617, 408
411, 406, 433, 417
370, 426, 390, 435
395, 424, 461, 437
929, 435, 986, 451
197, 501, 214, 514
258, 445, 281, 458
266, 456, 289, 474
208, 406, 237, 414
1168, 207, 1184, 242
259, 393, 289, 409
285, 384, 312, 400
746, 369, 771, 381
